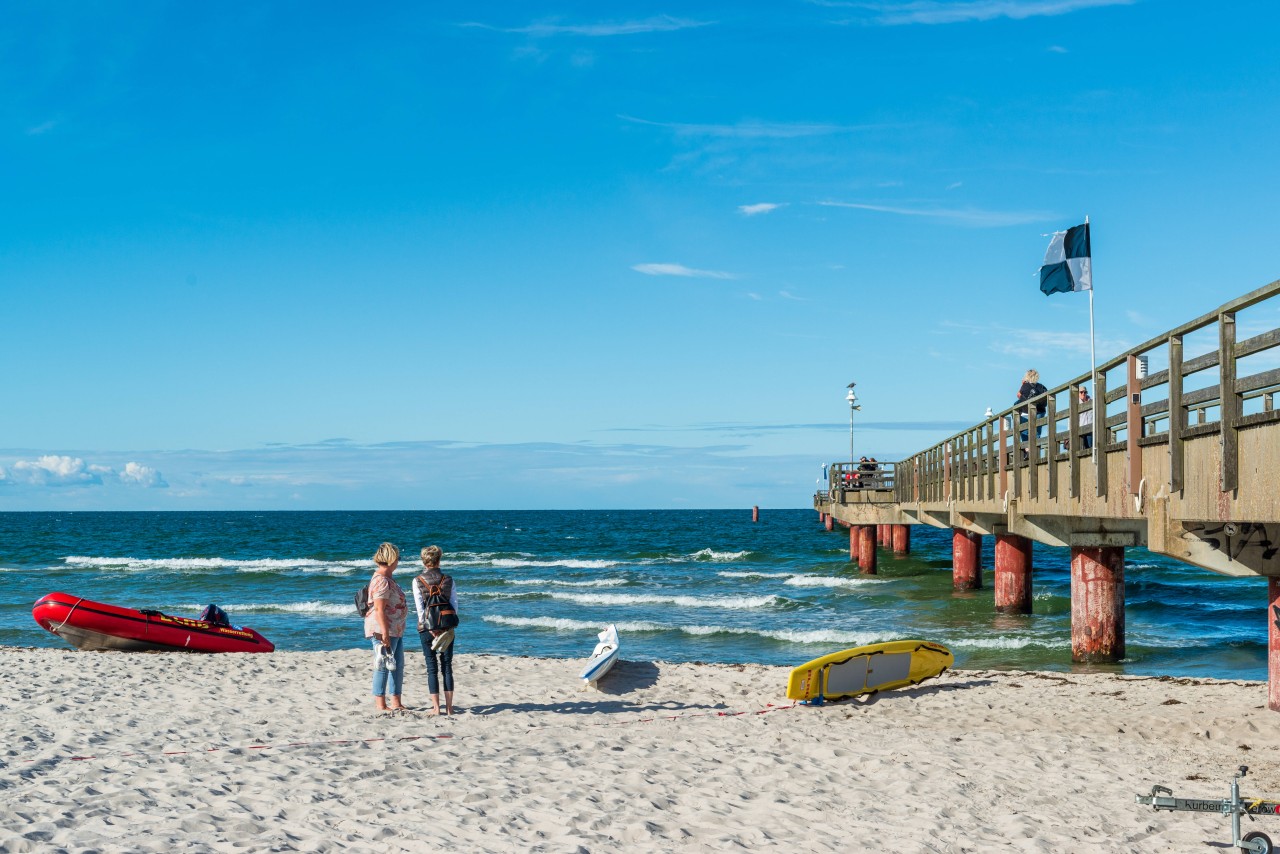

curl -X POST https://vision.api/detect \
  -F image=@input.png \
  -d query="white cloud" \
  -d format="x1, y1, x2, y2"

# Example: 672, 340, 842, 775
1048, 45, 1069, 53
946, 181, 963, 190
739, 203, 784, 216
26, 120, 58, 136
632, 263, 736, 279
9, 455, 101, 486
462, 16, 711, 37
819, 200, 1053, 227
119, 462, 168, 488
826, 0, 1133, 26
779, 290, 808, 301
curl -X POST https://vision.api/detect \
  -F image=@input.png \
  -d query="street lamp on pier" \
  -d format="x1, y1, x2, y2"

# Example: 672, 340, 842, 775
845, 382, 860, 465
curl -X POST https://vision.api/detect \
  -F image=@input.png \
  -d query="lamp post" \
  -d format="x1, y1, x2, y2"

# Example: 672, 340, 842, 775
845, 382, 860, 464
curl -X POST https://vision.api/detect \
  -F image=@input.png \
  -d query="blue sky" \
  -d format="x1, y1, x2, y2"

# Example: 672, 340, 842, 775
3, 0, 1278, 510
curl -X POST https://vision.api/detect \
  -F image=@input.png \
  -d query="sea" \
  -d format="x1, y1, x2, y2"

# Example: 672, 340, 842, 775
0, 509, 1267, 680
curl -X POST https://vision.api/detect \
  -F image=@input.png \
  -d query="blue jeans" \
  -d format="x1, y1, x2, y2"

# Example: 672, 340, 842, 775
419, 630, 455, 694
370, 636, 405, 697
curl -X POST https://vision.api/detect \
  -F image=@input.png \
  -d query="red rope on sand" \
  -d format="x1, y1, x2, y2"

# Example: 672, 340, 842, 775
20, 701, 797, 766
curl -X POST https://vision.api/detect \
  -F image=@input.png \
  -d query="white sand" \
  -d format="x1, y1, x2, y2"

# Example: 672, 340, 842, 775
3, 647, 1278, 852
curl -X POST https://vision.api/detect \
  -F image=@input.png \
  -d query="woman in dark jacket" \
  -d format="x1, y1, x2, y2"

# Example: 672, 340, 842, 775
412, 545, 458, 716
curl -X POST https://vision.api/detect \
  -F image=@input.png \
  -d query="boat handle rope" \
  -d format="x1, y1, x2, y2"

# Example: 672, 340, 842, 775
51, 597, 86, 634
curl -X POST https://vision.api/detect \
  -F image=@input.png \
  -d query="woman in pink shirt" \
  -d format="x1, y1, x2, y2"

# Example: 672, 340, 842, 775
364, 542, 409, 713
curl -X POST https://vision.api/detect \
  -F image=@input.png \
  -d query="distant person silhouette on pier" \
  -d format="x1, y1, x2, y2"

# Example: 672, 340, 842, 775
1015, 368, 1048, 450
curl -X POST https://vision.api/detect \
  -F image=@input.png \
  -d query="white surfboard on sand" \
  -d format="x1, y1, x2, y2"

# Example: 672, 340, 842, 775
579, 624, 620, 686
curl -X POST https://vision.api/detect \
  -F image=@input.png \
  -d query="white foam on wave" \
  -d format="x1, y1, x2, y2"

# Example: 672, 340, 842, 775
487, 558, 622, 570
482, 614, 888, 646
687, 548, 752, 562
545, 591, 779, 610
484, 615, 665, 632
716, 571, 794, 579
783, 575, 884, 589
64, 556, 366, 574
948, 636, 1045, 650
505, 578, 628, 588
170, 601, 352, 616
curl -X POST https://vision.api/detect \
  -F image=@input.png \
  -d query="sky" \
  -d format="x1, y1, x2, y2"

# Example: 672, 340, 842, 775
2, 0, 1278, 510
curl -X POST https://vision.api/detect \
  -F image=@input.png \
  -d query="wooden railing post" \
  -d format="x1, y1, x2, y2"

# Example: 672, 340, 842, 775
1047, 393, 1058, 500
1220, 311, 1238, 494
1169, 333, 1184, 493
1095, 373, 1108, 498
1068, 384, 1081, 499
1127, 354, 1143, 496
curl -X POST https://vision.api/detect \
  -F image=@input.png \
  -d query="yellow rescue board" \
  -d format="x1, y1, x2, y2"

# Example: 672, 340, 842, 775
786, 640, 953, 701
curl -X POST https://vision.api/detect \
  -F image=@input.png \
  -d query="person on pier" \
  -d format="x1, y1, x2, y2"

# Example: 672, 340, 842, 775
1015, 368, 1049, 447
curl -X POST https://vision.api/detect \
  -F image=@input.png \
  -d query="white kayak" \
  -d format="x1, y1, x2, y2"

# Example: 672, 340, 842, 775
579, 624, 620, 685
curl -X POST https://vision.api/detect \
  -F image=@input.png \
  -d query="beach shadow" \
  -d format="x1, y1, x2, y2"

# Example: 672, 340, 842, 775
593, 659, 660, 694
465, 698, 724, 716
827, 677, 997, 707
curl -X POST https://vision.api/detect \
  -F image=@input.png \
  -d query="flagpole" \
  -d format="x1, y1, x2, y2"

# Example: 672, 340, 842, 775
1087, 214, 1097, 466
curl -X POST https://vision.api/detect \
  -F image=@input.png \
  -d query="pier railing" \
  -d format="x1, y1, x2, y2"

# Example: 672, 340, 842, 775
889, 278, 1280, 507
824, 461, 895, 500
817, 278, 1280, 577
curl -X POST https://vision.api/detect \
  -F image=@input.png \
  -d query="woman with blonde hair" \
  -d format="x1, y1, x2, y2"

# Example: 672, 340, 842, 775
365, 542, 409, 713
413, 545, 459, 716
1015, 368, 1048, 445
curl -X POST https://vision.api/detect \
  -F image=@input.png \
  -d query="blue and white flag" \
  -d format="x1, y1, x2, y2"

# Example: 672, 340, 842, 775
1039, 222, 1091, 295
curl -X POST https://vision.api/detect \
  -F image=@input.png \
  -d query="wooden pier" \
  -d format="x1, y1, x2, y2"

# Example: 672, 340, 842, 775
814, 279, 1280, 705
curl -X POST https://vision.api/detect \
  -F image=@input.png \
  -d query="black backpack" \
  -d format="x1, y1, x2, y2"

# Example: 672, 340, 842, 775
419, 577, 459, 633
354, 584, 371, 617
1031, 382, 1049, 415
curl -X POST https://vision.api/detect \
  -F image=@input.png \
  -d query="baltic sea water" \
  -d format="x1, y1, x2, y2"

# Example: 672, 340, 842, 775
0, 510, 1266, 679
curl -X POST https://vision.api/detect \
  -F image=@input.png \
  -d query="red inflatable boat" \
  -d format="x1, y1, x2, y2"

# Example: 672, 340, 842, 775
33, 591, 275, 653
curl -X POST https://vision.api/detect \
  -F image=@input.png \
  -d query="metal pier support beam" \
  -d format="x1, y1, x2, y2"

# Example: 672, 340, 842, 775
994, 534, 1033, 614
1070, 546, 1126, 662
858, 525, 878, 575
952, 529, 983, 590
892, 524, 911, 555
1270, 578, 1280, 712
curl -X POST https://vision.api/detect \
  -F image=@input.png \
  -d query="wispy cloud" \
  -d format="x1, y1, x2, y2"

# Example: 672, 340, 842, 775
941, 320, 1131, 362
621, 115, 875, 139
819, 0, 1133, 25
778, 290, 808, 301
1048, 45, 1069, 53
819, 200, 1053, 227
632, 263, 736, 279
26, 120, 59, 136
739, 202, 785, 216
606, 420, 972, 433
461, 16, 712, 37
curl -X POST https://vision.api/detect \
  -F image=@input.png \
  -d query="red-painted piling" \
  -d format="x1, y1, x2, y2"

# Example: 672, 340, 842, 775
891, 524, 911, 555
1070, 546, 1125, 662
1269, 578, 1280, 712
858, 526, 878, 575
752, 506, 759, 523
994, 534, 1033, 613
952, 529, 983, 590
849, 525, 858, 562
824, 514, 833, 532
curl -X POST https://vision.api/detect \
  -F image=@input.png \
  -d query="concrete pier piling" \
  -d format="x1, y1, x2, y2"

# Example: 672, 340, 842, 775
824, 514, 833, 531
1070, 546, 1126, 663
952, 529, 983, 590
849, 525, 858, 563
994, 534, 1033, 613
891, 524, 910, 555
1269, 578, 1280, 712
858, 525, 878, 575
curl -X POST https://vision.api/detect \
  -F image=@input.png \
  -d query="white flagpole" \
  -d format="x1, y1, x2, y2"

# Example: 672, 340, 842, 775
1086, 214, 1098, 466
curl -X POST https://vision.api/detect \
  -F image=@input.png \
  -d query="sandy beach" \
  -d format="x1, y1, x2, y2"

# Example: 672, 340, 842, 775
3, 647, 1278, 853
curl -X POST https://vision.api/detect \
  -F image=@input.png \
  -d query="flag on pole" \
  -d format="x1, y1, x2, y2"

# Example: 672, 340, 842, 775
1039, 222, 1091, 295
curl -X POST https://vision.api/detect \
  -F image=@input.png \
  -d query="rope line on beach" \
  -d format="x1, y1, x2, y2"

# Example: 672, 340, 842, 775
17, 701, 797, 767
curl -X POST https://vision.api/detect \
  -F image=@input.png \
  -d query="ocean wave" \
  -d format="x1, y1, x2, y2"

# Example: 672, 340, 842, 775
486, 558, 623, 570
482, 615, 891, 646
717, 571, 794, 579
170, 601, 352, 616
63, 556, 367, 574
545, 591, 779, 610
484, 616, 665, 633
783, 576, 885, 589
505, 578, 628, 588
948, 636, 1047, 650
687, 548, 752, 562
